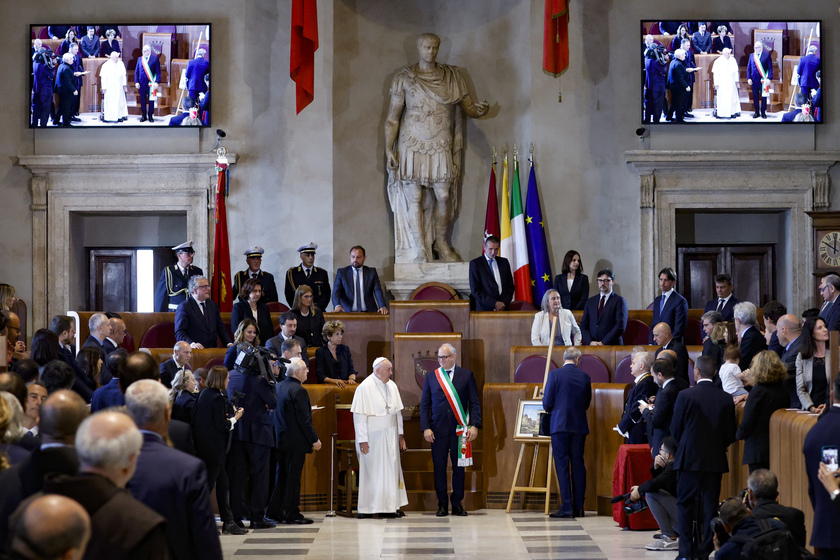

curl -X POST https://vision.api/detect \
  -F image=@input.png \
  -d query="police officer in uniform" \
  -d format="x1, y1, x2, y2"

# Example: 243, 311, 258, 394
233, 246, 279, 304
154, 241, 204, 312
284, 243, 331, 311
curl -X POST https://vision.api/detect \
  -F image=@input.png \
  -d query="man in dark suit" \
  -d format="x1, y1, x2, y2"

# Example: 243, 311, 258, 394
819, 274, 840, 332
580, 268, 628, 345
50, 314, 94, 394
159, 341, 193, 389
185, 49, 210, 101
644, 45, 668, 123
468, 235, 514, 311
332, 245, 388, 314
227, 349, 278, 528
777, 314, 803, 407
125, 380, 222, 560
265, 312, 307, 357
175, 276, 232, 349
267, 358, 321, 524
666, 48, 691, 122
781, 93, 806, 123
154, 241, 204, 312
79, 26, 99, 57
650, 267, 688, 344
678, 38, 698, 117
735, 301, 767, 370
91, 349, 127, 412
134, 44, 161, 122
0, 390, 87, 546
542, 347, 591, 518
797, 45, 820, 100
233, 246, 279, 304
703, 273, 740, 322
747, 468, 806, 547
653, 323, 690, 384
285, 242, 331, 310
762, 300, 788, 357
747, 41, 773, 118
420, 343, 481, 516
616, 349, 658, 444
640, 359, 688, 459
670, 356, 736, 560
803, 375, 840, 558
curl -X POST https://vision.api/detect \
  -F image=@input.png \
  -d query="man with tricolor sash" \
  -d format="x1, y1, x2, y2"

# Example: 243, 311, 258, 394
134, 44, 161, 122
420, 344, 481, 517
747, 41, 773, 119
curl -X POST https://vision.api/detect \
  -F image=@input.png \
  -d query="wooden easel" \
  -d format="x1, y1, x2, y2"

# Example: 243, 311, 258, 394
506, 316, 560, 514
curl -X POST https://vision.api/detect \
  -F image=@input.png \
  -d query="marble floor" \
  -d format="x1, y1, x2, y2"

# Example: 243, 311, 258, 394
218, 510, 682, 559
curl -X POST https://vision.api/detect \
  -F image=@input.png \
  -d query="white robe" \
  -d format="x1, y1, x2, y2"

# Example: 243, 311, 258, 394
712, 55, 740, 118
351, 375, 408, 514
100, 59, 128, 122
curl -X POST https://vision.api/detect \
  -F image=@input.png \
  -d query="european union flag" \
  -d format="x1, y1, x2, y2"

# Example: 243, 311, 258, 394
524, 162, 553, 305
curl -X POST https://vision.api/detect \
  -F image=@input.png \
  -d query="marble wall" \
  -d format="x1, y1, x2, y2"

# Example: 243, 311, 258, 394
1, 0, 837, 330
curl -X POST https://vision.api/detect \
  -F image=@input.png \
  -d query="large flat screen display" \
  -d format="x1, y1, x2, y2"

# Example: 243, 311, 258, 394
640, 21, 821, 124
29, 23, 211, 128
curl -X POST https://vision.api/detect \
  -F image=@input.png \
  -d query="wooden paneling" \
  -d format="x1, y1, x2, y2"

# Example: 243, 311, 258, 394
393, 333, 462, 413
470, 312, 534, 385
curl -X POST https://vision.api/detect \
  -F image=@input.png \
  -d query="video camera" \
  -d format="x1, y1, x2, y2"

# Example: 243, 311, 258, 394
233, 342, 290, 385
610, 493, 648, 515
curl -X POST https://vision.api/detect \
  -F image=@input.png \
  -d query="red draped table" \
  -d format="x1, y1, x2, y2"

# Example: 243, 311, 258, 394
612, 443, 658, 530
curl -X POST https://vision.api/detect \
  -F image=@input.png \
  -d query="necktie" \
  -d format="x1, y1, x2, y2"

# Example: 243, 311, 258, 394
489, 259, 502, 293
199, 301, 206, 316
353, 268, 362, 312
716, 298, 724, 312
447, 369, 453, 379
660, 295, 667, 314
305, 268, 311, 278
598, 295, 605, 318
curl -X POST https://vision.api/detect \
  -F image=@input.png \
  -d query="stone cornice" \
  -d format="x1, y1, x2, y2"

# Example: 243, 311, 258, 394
626, 150, 840, 173
16, 153, 237, 176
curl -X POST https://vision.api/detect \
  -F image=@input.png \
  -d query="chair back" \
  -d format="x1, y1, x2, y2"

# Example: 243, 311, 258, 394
120, 331, 136, 353
649, 22, 660, 34
646, 301, 654, 310
308, 355, 318, 384
688, 358, 697, 386
204, 355, 225, 369
336, 404, 355, 441
578, 354, 611, 383
623, 319, 650, 346
514, 355, 558, 384
405, 309, 453, 333
684, 318, 703, 346
614, 355, 635, 384
139, 321, 176, 349
267, 301, 289, 312
410, 282, 457, 301
509, 300, 538, 311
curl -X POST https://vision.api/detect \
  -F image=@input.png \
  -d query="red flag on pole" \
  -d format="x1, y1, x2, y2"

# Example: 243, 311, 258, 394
483, 162, 500, 241
543, 0, 569, 76
291, 0, 319, 114
212, 165, 233, 312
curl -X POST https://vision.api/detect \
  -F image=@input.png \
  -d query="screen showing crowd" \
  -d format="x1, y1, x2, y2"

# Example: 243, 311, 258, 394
29, 24, 211, 128
641, 21, 821, 124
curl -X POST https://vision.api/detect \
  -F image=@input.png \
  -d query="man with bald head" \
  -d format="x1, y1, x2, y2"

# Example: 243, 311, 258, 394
4, 310, 25, 356
105, 316, 127, 355
8, 495, 91, 560
159, 341, 193, 389
776, 313, 804, 407
0, 390, 88, 544
653, 322, 689, 384
43, 410, 172, 559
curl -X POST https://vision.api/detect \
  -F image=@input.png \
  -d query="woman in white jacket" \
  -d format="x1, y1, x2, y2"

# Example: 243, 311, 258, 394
531, 289, 581, 346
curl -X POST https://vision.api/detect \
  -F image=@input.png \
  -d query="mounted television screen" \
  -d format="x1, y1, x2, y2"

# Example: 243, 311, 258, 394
640, 21, 822, 124
29, 23, 211, 128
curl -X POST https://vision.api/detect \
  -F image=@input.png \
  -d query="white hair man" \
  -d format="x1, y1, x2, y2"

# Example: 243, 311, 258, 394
747, 41, 772, 118
159, 341, 193, 389
616, 348, 659, 444
82, 313, 110, 362
734, 301, 766, 370
351, 357, 408, 518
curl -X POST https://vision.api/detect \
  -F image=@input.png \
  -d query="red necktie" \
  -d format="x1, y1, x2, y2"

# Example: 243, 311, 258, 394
598, 295, 605, 318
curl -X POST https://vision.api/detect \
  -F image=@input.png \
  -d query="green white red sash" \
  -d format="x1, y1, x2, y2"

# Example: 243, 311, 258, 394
752, 52, 770, 97
435, 367, 473, 466
141, 55, 159, 98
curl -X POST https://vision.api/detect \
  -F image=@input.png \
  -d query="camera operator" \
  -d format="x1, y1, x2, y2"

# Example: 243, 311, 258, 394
227, 343, 278, 529
746, 469, 806, 547
713, 497, 786, 560
628, 436, 679, 552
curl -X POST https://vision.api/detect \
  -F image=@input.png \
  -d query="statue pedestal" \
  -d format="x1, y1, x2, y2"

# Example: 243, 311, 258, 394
386, 262, 471, 301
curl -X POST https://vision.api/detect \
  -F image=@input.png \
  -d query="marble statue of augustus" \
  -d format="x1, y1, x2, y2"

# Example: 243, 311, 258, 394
385, 33, 489, 263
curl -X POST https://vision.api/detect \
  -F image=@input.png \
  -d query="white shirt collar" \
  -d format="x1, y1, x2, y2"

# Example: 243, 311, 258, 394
662, 377, 674, 388
661, 288, 674, 298
634, 372, 650, 384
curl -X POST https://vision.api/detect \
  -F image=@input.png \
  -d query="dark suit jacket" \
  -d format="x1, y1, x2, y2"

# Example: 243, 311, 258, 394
768, 330, 783, 357
656, 339, 690, 385
553, 273, 589, 311
127, 432, 222, 560
804, 406, 840, 549
671, 380, 736, 473
580, 292, 628, 345
542, 363, 591, 435
159, 358, 190, 389
331, 265, 387, 311
797, 54, 820, 91
233, 270, 278, 304
739, 326, 767, 370
226, 369, 277, 448
822, 298, 840, 332
703, 296, 740, 322
172, 391, 198, 424
91, 377, 125, 412
736, 381, 790, 465
420, 365, 482, 436
285, 266, 331, 311
747, 50, 773, 82
168, 419, 196, 456
638, 461, 677, 497
272, 376, 318, 452
193, 388, 233, 463
185, 57, 209, 93
780, 336, 802, 407
642, 377, 688, 457
702, 337, 724, 370
266, 334, 307, 359
175, 297, 231, 348
60, 343, 95, 402
55, 61, 76, 95
650, 291, 689, 343
617, 373, 659, 444
315, 344, 356, 383
751, 498, 806, 547
667, 59, 690, 92
782, 109, 802, 123
231, 300, 274, 346
468, 255, 514, 311
134, 54, 161, 89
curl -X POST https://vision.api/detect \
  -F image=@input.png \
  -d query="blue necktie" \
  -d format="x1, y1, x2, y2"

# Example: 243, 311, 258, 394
353, 268, 362, 312
660, 295, 666, 314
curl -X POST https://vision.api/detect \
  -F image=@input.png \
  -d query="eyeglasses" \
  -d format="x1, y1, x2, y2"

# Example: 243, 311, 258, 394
597, 278, 613, 284
437, 354, 453, 360
196, 284, 211, 290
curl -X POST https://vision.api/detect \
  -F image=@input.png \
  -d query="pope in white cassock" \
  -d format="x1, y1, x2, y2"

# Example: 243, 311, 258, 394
100, 50, 129, 122
712, 48, 741, 119
351, 357, 408, 516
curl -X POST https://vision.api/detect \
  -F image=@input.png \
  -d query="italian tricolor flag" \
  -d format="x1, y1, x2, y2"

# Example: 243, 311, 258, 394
509, 158, 532, 303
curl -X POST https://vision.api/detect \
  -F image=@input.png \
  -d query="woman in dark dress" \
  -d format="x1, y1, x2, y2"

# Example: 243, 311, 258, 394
552, 250, 589, 311
796, 317, 831, 413
712, 25, 733, 53
231, 278, 274, 347
290, 285, 325, 349
169, 368, 198, 423
736, 351, 790, 473
669, 25, 691, 52
224, 319, 260, 371
315, 320, 358, 387
100, 28, 121, 57
192, 365, 246, 535
59, 29, 78, 56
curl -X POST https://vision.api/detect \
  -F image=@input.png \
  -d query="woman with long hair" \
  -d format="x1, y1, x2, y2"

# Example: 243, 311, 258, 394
231, 278, 274, 348
224, 319, 260, 370
290, 285, 325, 349
796, 317, 831, 413
0, 284, 16, 311
552, 250, 589, 311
